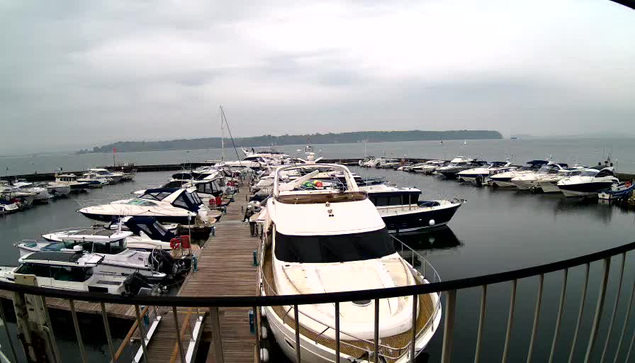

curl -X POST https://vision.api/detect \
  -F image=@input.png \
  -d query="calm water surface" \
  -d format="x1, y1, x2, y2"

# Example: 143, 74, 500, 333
1, 167, 635, 362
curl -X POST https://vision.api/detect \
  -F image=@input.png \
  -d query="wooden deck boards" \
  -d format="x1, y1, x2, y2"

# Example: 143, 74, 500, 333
145, 185, 260, 363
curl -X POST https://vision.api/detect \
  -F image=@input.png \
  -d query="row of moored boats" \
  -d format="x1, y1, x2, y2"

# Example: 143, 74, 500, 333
0, 168, 136, 216
362, 156, 632, 199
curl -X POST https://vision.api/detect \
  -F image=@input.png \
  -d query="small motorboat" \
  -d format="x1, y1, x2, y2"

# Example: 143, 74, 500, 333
0, 199, 20, 215
457, 161, 514, 185
511, 162, 568, 191
557, 167, 620, 198
89, 168, 124, 184
598, 181, 634, 201
411, 160, 447, 174
12, 181, 51, 204
436, 157, 485, 179
78, 172, 111, 187
490, 160, 549, 187
45, 182, 72, 198
54, 174, 91, 192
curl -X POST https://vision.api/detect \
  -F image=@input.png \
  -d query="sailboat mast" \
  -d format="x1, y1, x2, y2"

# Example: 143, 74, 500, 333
220, 106, 226, 161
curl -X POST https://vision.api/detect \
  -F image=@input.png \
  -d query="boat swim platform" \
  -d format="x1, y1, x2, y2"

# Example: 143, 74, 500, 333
144, 183, 261, 363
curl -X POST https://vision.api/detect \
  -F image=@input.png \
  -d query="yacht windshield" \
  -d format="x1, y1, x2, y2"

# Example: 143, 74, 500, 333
580, 170, 600, 177
127, 199, 157, 206
275, 228, 396, 263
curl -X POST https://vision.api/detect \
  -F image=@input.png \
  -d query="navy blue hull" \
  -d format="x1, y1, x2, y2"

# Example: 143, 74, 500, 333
382, 204, 461, 234
558, 182, 615, 193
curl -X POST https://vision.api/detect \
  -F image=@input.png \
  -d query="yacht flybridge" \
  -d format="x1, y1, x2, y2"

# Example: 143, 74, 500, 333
78, 187, 211, 224
259, 164, 442, 363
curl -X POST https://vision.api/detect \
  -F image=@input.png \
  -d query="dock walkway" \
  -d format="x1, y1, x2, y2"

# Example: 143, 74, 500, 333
145, 185, 260, 363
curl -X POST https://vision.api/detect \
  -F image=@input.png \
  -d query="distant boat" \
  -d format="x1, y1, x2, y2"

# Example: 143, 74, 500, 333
463, 139, 468, 145
510, 136, 519, 140
439, 140, 444, 145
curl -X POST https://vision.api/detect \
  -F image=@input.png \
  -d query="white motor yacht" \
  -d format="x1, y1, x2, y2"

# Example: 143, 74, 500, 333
511, 162, 568, 191
490, 160, 549, 187
457, 161, 515, 184
557, 167, 620, 197
45, 182, 72, 198
89, 168, 124, 183
411, 160, 447, 175
0, 181, 35, 209
0, 251, 161, 295
54, 174, 91, 192
536, 168, 584, 193
79, 187, 214, 224
260, 164, 442, 363
12, 181, 51, 204
436, 157, 484, 179
0, 199, 20, 215
78, 172, 111, 187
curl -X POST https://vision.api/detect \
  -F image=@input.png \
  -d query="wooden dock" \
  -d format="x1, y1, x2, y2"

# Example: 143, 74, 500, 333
144, 184, 260, 363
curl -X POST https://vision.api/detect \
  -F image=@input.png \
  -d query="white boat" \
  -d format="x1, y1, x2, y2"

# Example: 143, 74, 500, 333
54, 174, 91, 192
260, 164, 442, 363
77, 172, 111, 187
360, 183, 462, 233
457, 161, 514, 184
489, 160, 549, 188
89, 168, 124, 183
359, 156, 380, 168
0, 251, 157, 295
79, 187, 214, 224
536, 168, 584, 193
41, 216, 176, 250
0, 181, 35, 209
511, 162, 568, 191
45, 182, 72, 198
436, 157, 483, 179
557, 167, 620, 197
411, 160, 447, 174
0, 199, 20, 215
12, 181, 51, 204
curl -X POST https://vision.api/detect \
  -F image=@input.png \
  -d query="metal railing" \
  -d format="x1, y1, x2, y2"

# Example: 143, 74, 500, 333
1, 240, 635, 362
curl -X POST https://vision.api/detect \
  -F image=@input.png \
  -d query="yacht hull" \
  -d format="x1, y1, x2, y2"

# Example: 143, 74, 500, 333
558, 182, 616, 198
380, 202, 461, 234
80, 211, 192, 224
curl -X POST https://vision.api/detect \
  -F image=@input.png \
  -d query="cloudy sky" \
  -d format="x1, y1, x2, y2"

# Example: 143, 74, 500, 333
1, 0, 633, 154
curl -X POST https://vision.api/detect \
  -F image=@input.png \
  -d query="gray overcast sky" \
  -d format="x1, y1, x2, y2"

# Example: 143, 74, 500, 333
0, 0, 634, 154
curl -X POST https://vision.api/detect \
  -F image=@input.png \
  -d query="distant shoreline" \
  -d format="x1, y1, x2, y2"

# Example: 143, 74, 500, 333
79, 129, 502, 154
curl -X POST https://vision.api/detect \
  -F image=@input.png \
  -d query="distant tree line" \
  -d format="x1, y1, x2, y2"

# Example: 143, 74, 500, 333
82, 130, 502, 154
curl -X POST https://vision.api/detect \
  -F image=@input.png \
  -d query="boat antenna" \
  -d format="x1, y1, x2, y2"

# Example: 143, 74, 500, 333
219, 106, 242, 166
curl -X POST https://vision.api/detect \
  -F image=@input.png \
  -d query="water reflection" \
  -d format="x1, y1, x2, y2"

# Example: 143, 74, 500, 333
395, 226, 462, 252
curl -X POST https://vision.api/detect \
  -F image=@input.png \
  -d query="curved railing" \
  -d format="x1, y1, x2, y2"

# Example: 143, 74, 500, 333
0, 240, 634, 363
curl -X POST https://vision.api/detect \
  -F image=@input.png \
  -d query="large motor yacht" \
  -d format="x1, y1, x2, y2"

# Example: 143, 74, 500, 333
436, 157, 483, 179
457, 161, 515, 184
79, 187, 212, 224
557, 167, 620, 197
260, 164, 442, 363
489, 160, 549, 187
511, 162, 568, 191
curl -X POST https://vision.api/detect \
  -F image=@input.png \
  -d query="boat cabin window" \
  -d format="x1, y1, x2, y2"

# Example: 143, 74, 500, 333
275, 228, 396, 263
163, 181, 183, 188
172, 192, 201, 211
596, 169, 615, 178
127, 199, 157, 206
141, 190, 175, 201
369, 193, 420, 207
16, 264, 92, 282
92, 240, 126, 254
196, 182, 213, 195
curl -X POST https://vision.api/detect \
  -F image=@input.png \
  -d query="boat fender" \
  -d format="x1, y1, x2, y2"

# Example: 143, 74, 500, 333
259, 348, 270, 362
429, 219, 435, 226
170, 238, 181, 250
261, 326, 268, 339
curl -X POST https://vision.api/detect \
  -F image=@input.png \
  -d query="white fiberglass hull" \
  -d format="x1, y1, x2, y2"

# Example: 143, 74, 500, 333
264, 291, 442, 363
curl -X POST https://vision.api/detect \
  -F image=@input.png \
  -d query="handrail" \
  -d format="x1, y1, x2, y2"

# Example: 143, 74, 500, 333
1, 240, 634, 307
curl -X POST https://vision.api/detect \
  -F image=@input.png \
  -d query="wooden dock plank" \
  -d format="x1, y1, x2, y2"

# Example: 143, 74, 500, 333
146, 184, 260, 363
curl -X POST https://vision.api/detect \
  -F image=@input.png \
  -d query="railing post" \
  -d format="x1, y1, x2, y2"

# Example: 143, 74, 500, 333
527, 274, 544, 363
441, 290, 457, 363
584, 257, 611, 363
133, 305, 149, 363
172, 307, 186, 363
600, 253, 626, 362
69, 299, 88, 363
209, 306, 225, 363
569, 263, 590, 363
410, 294, 417, 363
502, 279, 518, 363
613, 261, 635, 363
294, 304, 301, 363
549, 268, 568, 363
474, 285, 487, 363
335, 302, 340, 363
254, 306, 261, 363
100, 302, 116, 363
374, 298, 380, 363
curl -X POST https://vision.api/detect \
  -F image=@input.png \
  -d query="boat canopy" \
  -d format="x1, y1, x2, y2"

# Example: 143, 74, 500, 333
596, 168, 616, 177
123, 216, 176, 242
140, 188, 179, 201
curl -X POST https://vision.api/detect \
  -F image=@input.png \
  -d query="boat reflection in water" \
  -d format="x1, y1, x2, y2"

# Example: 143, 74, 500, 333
394, 226, 462, 252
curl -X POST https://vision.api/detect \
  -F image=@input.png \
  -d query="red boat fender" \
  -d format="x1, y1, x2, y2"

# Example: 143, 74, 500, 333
179, 235, 191, 249
170, 237, 181, 249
